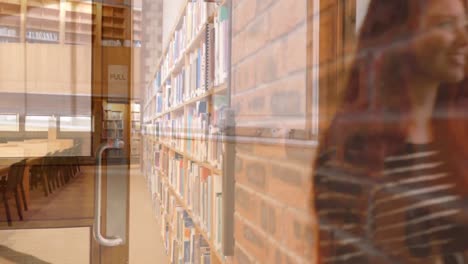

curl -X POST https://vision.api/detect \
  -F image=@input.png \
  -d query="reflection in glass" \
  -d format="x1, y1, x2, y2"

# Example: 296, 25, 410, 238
25, 115, 50, 132
59, 116, 92, 132
0, 114, 19, 131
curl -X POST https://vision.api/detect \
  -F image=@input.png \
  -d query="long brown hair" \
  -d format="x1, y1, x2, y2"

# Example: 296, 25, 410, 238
316, 0, 468, 174
313, 0, 468, 261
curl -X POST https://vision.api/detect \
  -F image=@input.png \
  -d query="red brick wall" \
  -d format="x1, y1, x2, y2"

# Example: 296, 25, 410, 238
232, 0, 308, 130
231, 0, 318, 263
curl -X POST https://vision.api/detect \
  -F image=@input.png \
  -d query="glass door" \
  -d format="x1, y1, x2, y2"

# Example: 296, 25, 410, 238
0, 0, 133, 263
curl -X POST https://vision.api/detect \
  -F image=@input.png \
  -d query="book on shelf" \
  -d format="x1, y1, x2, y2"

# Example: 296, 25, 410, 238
186, 100, 210, 161
168, 152, 184, 198
26, 30, 59, 42
156, 181, 215, 264
164, 80, 172, 110
161, 113, 184, 150
186, 44, 207, 98
101, 39, 122, 46
155, 72, 162, 93
173, 69, 185, 107
199, 235, 211, 264
171, 18, 186, 63
187, 164, 212, 235
213, 174, 222, 250
0, 27, 17, 38
214, 5, 229, 86
186, 0, 216, 42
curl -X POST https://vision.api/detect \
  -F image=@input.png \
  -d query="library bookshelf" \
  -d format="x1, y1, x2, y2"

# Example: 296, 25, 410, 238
64, 0, 96, 45
141, 0, 232, 263
0, 0, 21, 42
0, 0, 139, 46
131, 7, 141, 46
130, 102, 141, 161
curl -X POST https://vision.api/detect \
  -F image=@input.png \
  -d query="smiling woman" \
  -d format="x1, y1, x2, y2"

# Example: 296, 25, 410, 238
312, 0, 468, 263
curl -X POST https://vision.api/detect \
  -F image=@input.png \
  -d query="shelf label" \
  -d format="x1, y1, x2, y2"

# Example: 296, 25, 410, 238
108, 64, 129, 98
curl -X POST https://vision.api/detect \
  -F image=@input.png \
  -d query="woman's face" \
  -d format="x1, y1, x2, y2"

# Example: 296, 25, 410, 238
411, 0, 468, 83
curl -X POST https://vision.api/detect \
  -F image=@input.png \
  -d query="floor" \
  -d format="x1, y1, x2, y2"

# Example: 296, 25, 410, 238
129, 165, 169, 264
0, 164, 168, 264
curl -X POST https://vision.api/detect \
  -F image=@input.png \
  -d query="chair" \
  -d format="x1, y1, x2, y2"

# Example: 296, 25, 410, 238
56, 150, 71, 184
30, 157, 49, 197
0, 160, 26, 226
72, 144, 81, 174
16, 159, 28, 211
42, 152, 60, 192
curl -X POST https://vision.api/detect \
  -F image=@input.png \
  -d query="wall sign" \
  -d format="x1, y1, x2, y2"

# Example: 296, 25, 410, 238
108, 65, 129, 98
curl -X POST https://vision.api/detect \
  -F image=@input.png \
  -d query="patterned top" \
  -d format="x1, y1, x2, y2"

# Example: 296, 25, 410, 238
315, 143, 468, 264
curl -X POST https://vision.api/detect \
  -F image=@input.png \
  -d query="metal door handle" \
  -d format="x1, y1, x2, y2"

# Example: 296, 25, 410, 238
93, 140, 125, 247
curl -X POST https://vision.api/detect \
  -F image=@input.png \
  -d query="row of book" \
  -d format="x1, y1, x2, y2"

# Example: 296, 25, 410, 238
150, 140, 223, 245
186, 0, 215, 42
159, 42, 209, 115
142, 135, 223, 262
0, 27, 17, 37
147, 6, 230, 121
102, 39, 122, 46
26, 30, 59, 42
187, 44, 208, 97
145, 153, 214, 264
186, 161, 223, 249
146, 96, 226, 169
153, 1, 220, 115
166, 0, 216, 72
163, 198, 212, 264
150, 21, 228, 118
174, 209, 212, 264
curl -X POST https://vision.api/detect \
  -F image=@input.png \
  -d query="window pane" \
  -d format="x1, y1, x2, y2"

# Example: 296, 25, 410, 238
0, 114, 19, 131
60, 116, 92, 132
25, 116, 50, 131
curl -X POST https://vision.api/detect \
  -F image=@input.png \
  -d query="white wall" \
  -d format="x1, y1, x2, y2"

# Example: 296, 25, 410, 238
162, 0, 186, 49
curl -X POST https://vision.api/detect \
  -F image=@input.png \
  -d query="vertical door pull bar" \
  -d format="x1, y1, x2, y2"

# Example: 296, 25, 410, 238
93, 140, 125, 247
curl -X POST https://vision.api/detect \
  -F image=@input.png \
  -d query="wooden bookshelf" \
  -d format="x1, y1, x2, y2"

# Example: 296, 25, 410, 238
25, 0, 60, 43
141, 0, 232, 263
0, 0, 20, 42
100, 4, 127, 46
64, 0, 96, 45
132, 8, 141, 47
0, 0, 134, 46
102, 109, 124, 139
131, 102, 141, 161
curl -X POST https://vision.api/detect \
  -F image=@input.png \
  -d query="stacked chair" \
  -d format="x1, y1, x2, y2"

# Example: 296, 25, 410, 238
1, 145, 82, 226
30, 146, 81, 197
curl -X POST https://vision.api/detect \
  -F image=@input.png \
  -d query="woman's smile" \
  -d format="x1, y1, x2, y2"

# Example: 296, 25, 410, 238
447, 52, 467, 67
